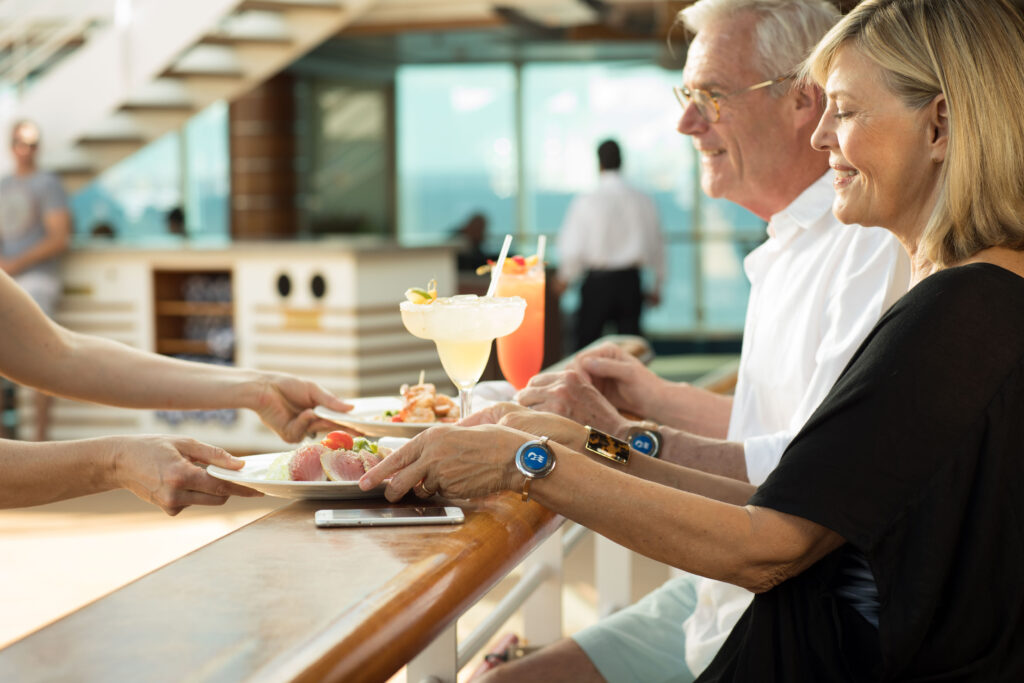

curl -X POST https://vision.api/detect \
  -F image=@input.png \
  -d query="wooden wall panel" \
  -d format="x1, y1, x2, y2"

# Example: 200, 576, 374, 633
229, 73, 297, 240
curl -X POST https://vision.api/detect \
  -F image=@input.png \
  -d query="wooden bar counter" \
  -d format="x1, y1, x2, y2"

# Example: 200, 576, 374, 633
0, 494, 561, 682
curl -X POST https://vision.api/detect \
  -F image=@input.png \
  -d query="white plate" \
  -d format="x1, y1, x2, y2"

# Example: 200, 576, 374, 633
314, 395, 496, 438
207, 437, 408, 500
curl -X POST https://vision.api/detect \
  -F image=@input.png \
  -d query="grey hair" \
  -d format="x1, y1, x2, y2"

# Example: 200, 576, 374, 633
678, 0, 840, 95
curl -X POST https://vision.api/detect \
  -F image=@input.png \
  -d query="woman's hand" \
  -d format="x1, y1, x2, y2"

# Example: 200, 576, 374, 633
515, 369, 633, 438
111, 435, 263, 516
250, 372, 354, 442
497, 409, 588, 451
462, 401, 611, 448
360, 424, 527, 502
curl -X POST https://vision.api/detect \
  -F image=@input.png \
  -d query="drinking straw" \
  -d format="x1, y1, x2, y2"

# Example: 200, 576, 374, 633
486, 233, 513, 298
537, 234, 547, 264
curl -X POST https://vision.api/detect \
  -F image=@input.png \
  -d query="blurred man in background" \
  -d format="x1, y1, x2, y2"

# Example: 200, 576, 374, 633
556, 139, 665, 350
0, 120, 72, 441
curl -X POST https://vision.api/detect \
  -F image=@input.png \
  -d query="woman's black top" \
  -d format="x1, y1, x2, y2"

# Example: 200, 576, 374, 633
699, 263, 1024, 682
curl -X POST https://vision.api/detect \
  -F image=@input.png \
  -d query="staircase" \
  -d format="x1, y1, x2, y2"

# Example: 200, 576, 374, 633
6, 0, 376, 190
3, 0, 656, 190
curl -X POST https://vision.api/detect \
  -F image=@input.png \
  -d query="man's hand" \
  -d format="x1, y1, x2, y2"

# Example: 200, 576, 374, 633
111, 435, 262, 516
459, 401, 528, 426
565, 342, 664, 418
252, 373, 354, 442
515, 369, 632, 438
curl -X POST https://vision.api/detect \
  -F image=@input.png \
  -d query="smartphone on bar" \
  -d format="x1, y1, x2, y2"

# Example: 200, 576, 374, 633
314, 506, 465, 528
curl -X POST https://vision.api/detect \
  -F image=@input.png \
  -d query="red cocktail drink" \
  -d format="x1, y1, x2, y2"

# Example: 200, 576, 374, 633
496, 265, 545, 389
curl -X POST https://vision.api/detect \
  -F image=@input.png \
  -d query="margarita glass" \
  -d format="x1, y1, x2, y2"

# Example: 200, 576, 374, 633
401, 294, 526, 417
496, 265, 545, 389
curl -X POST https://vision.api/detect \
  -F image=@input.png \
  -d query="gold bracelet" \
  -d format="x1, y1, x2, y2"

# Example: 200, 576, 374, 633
521, 477, 533, 502
584, 426, 631, 465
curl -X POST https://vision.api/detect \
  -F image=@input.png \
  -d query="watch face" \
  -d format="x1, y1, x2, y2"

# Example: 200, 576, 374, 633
520, 443, 550, 472
630, 432, 656, 456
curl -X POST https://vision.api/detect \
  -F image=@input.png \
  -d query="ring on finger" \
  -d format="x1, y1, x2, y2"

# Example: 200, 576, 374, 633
417, 483, 436, 497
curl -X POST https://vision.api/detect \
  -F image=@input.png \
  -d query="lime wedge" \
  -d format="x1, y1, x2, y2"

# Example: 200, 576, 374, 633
404, 287, 434, 304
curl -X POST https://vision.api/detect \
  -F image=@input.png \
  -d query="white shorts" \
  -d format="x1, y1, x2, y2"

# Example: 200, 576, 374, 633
573, 573, 699, 683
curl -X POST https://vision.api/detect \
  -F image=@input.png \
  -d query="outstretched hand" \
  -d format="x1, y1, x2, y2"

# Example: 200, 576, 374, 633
113, 435, 262, 516
252, 373, 354, 442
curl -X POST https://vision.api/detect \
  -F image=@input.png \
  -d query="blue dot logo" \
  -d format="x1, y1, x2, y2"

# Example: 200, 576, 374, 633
522, 445, 549, 470
631, 434, 654, 455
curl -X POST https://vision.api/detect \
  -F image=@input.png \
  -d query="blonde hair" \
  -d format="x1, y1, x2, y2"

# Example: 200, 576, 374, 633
678, 0, 840, 95
805, 0, 1024, 267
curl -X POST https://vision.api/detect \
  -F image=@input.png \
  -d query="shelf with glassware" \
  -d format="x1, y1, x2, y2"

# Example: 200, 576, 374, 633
153, 270, 235, 361
152, 269, 239, 430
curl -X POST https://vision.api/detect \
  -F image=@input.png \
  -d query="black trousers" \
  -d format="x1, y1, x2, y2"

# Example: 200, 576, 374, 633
576, 267, 643, 350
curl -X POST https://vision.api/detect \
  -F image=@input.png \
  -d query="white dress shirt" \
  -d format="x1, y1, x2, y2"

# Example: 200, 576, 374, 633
683, 171, 911, 675
556, 171, 665, 291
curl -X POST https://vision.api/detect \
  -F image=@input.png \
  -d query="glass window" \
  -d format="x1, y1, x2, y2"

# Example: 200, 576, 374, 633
70, 102, 230, 242
183, 101, 230, 239
70, 132, 181, 242
396, 64, 516, 248
393, 60, 770, 337
520, 62, 701, 337
697, 197, 765, 330
305, 80, 392, 235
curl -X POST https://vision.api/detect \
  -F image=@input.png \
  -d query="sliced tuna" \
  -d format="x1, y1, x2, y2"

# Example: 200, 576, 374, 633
320, 449, 367, 481
357, 449, 383, 472
289, 443, 328, 481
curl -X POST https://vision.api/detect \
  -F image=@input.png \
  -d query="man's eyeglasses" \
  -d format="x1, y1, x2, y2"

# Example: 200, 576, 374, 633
673, 75, 790, 123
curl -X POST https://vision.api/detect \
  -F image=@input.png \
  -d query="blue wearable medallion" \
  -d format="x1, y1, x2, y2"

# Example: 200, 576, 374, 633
630, 432, 656, 456
520, 444, 551, 472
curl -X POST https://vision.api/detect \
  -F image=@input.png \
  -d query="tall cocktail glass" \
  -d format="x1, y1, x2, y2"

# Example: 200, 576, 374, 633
496, 265, 545, 389
401, 294, 526, 418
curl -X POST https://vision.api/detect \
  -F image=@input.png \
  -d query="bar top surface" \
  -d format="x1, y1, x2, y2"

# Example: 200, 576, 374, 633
0, 494, 560, 683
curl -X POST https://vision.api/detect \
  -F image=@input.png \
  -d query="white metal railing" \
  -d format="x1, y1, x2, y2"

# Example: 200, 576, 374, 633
408, 524, 568, 683
405, 519, 643, 683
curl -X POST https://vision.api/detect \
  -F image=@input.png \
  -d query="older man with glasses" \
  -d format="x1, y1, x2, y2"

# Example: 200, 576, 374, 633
479, 1, 910, 681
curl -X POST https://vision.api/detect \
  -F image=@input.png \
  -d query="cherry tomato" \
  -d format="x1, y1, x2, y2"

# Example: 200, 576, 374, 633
321, 431, 354, 450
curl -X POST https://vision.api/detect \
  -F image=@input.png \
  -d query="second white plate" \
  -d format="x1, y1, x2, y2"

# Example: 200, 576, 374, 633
314, 395, 497, 438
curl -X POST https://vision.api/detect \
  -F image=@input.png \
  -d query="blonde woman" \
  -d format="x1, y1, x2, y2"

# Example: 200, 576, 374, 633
364, 0, 1024, 678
